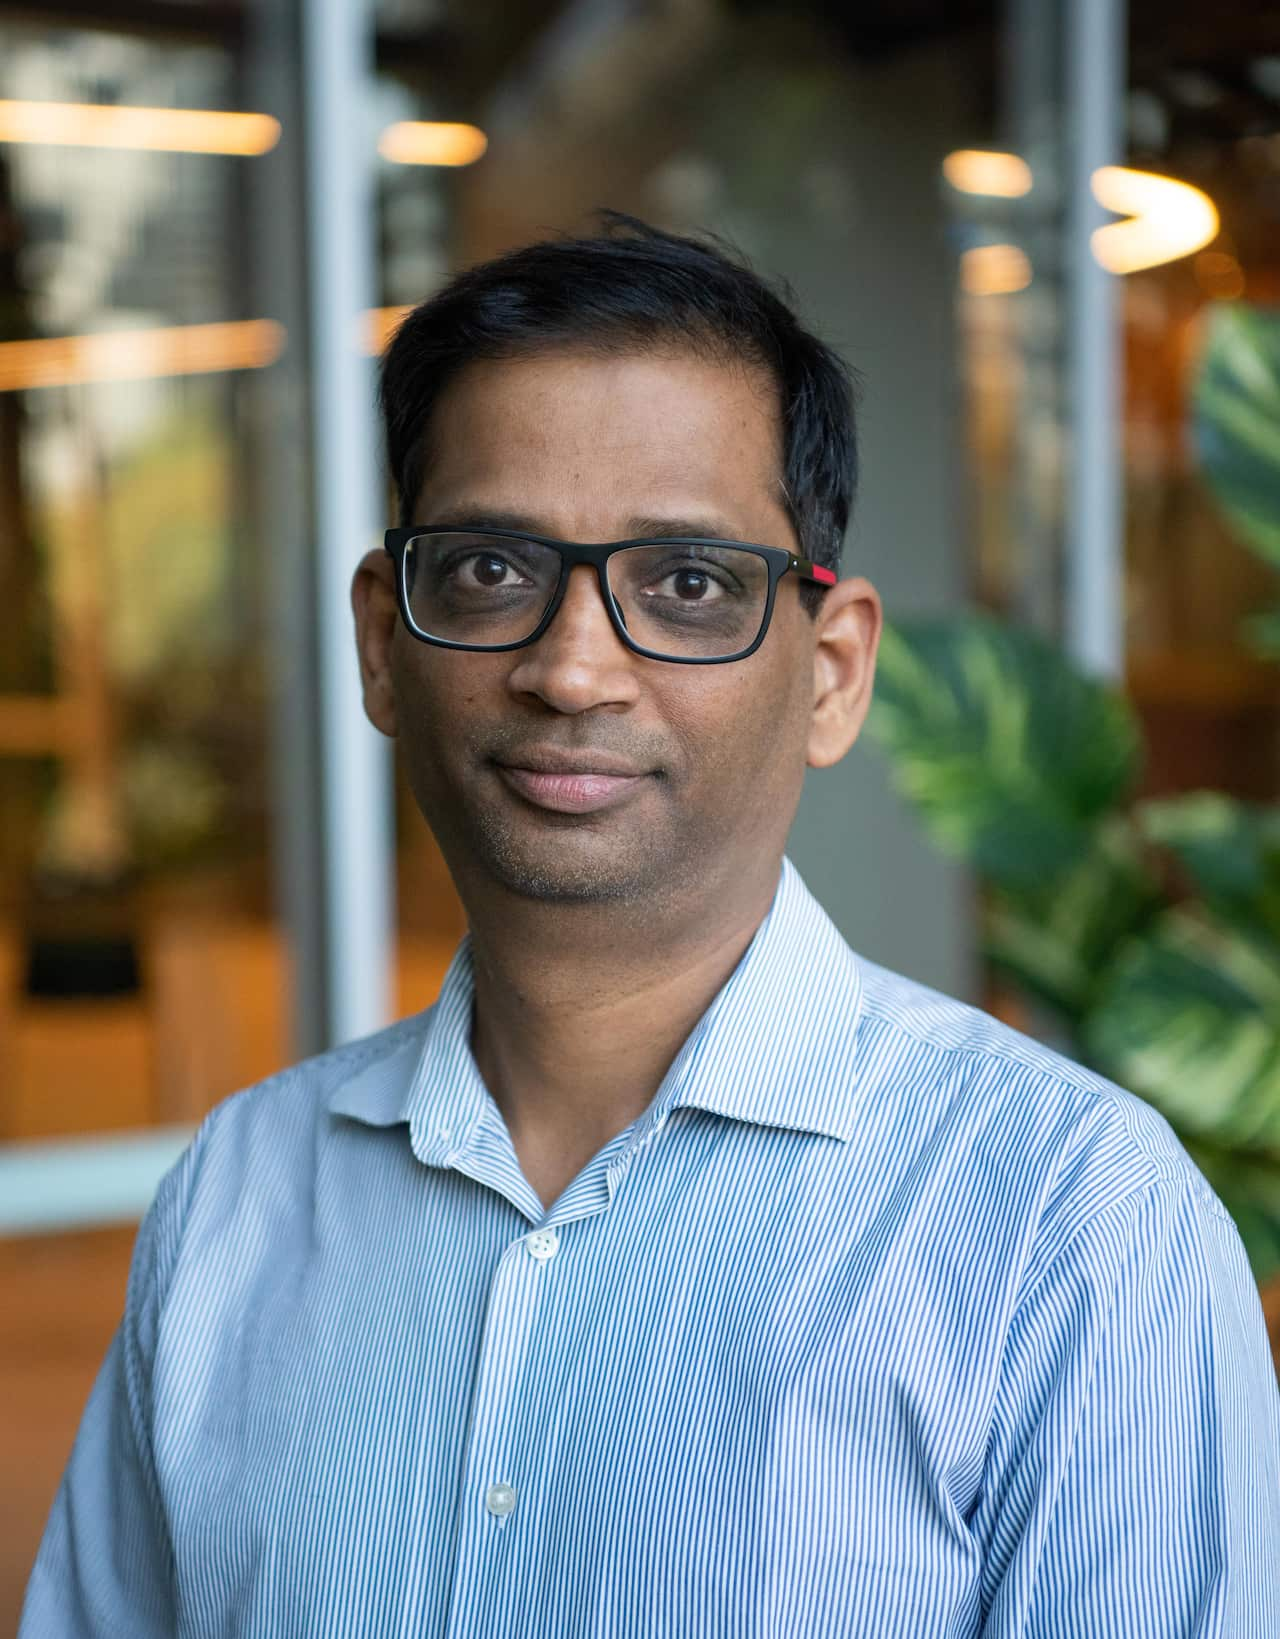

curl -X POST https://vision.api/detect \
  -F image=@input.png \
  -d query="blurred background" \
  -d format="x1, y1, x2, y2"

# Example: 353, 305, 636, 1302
2, 0, 1280, 1623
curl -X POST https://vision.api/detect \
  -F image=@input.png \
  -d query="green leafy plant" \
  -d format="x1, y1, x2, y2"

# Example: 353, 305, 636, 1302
1193, 301, 1280, 655
868, 616, 1280, 1283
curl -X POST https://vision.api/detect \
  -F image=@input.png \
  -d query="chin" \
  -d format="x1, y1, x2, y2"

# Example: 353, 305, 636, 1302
468, 819, 663, 906
484, 849, 646, 905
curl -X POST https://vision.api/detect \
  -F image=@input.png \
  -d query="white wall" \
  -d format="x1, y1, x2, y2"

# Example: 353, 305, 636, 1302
688, 35, 976, 998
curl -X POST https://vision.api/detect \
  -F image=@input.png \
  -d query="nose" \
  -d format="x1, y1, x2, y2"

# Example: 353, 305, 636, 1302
504, 563, 641, 714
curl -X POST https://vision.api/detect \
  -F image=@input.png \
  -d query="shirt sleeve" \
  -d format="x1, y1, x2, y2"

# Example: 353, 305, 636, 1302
19, 1165, 186, 1638
973, 1176, 1280, 1638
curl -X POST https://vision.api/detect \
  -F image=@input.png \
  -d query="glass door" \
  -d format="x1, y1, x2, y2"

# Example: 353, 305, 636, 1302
0, 10, 302, 1616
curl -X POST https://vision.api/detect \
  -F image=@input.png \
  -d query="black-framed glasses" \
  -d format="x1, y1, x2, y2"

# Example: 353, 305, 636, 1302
384, 526, 836, 665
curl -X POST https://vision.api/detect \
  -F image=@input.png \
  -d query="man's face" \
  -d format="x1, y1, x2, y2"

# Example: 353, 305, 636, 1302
360, 346, 851, 911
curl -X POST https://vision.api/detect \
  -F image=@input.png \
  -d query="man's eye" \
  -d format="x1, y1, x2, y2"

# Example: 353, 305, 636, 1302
446, 553, 527, 588
660, 567, 724, 601
467, 554, 516, 586
640, 557, 741, 602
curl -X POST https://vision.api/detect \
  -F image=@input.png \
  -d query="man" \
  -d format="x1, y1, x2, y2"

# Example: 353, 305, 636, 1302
22, 215, 1280, 1637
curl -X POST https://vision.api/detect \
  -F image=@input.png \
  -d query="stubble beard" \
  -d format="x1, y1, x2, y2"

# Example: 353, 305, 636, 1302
463, 783, 676, 906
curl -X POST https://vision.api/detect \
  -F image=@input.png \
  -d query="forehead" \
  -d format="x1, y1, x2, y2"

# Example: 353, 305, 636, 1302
413, 347, 794, 546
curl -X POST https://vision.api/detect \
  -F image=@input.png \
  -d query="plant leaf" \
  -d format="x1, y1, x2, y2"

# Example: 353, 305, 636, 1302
983, 816, 1160, 1020
1243, 608, 1280, 658
1083, 907, 1280, 1158
1192, 302, 1280, 571
1136, 791, 1280, 945
1182, 1141, 1280, 1285
868, 617, 1141, 891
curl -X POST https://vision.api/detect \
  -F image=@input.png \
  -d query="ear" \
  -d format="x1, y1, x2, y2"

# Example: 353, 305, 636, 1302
806, 575, 882, 769
351, 549, 400, 738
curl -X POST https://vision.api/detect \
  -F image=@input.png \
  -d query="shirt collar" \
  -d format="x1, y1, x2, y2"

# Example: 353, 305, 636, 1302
328, 856, 864, 1148
660, 856, 864, 1141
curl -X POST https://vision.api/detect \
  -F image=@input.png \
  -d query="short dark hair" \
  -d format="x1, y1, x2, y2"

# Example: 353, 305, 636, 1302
378, 212, 858, 615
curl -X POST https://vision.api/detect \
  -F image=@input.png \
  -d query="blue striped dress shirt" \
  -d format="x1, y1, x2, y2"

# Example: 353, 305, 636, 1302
21, 857, 1280, 1636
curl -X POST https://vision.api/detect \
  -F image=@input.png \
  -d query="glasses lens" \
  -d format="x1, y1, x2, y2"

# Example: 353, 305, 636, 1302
403, 532, 560, 646
606, 544, 769, 659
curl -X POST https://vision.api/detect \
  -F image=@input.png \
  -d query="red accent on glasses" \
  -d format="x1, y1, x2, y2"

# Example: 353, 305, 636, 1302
811, 565, 837, 586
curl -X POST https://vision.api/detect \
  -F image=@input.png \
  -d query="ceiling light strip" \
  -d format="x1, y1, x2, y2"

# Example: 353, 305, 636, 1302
0, 99, 280, 155
1090, 165, 1219, 274
942, 149, 1034, 198
377, 121, 488, 167
0, 320, 287, 391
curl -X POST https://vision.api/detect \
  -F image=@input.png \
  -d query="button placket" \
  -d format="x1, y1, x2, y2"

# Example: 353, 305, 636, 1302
446, 1220, 566, 1624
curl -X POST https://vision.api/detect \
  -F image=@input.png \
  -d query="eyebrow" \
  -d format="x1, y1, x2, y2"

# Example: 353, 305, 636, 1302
422, 505, 757, 545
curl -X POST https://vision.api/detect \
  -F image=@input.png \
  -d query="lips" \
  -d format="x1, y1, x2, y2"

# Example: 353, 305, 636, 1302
495, 762, 648, 815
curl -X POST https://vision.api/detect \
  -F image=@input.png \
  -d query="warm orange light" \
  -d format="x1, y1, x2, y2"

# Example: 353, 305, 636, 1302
378, 121, 488, 167
0, 320, 286, 391
364, 305, 414, 354
1194, 249, 1245, 300
1090, 166, 1218, 274
943, 149, 1033, 199
0, 309, 433, 387
960, 243, 1032, 295
0, 99, 280, 155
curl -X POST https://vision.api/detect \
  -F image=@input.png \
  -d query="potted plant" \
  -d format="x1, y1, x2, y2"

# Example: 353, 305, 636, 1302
866, 300, 1280, 1363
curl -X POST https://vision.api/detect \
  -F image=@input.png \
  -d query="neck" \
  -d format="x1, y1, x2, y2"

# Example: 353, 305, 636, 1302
463, 859, 782, 1208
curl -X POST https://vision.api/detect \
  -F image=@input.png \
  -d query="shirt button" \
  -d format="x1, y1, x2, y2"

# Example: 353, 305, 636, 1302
485, 1482, 517, 1518
526, 1228, 559, 1262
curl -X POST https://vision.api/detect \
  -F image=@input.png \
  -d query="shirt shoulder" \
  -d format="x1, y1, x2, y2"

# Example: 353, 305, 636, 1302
142, 1010, 432, 1273
849, 955, 1237, 1286
205, 1008, 428, 1143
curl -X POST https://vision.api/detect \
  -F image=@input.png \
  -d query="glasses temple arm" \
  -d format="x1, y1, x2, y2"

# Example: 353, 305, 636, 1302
792, 555, 837, 586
